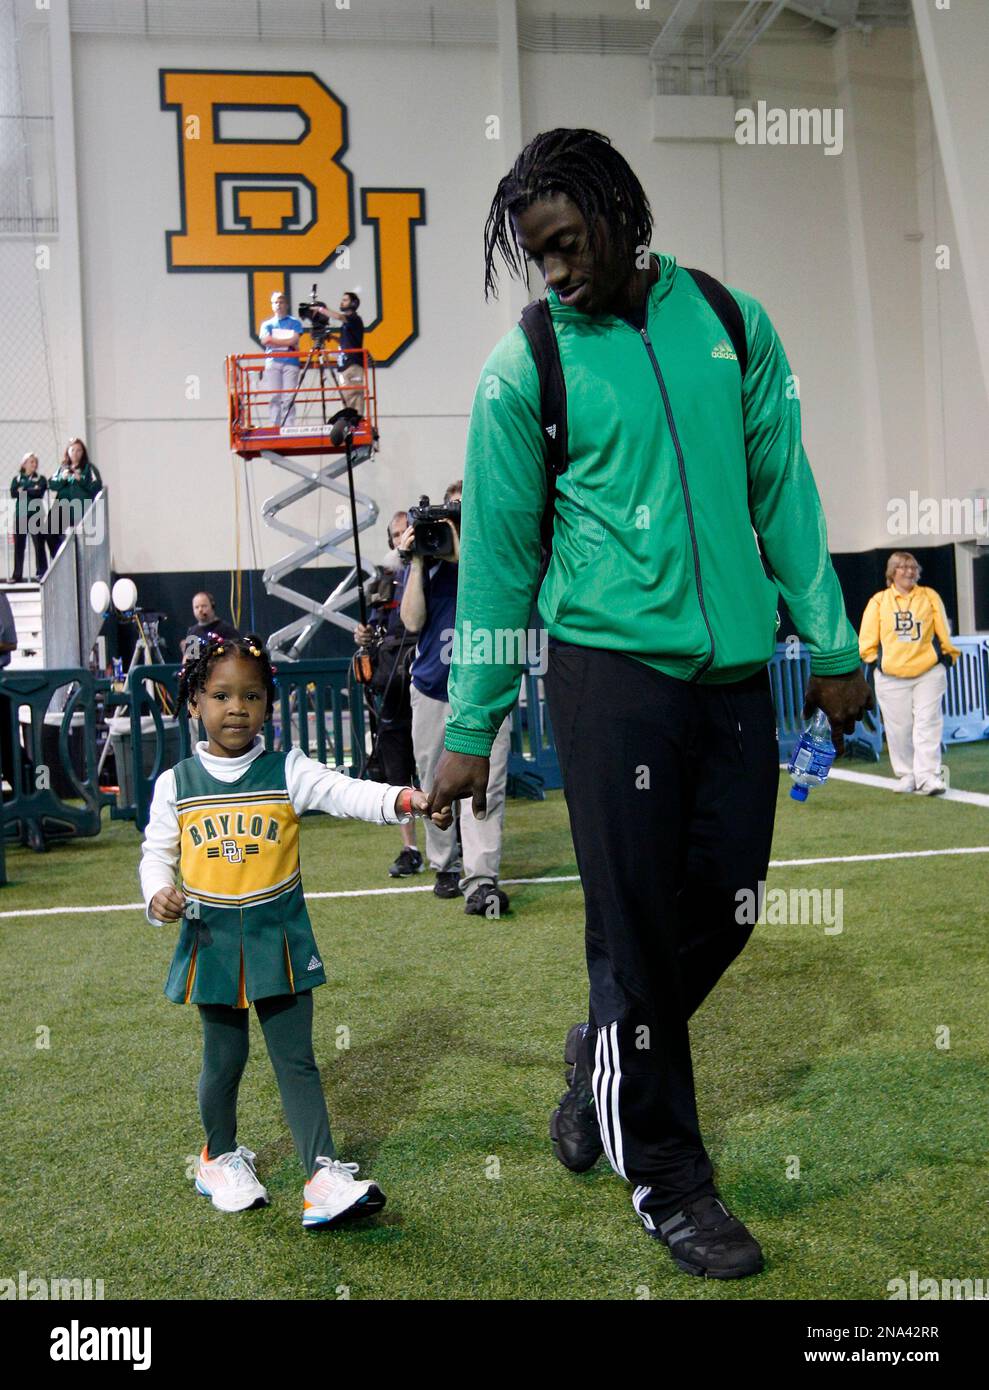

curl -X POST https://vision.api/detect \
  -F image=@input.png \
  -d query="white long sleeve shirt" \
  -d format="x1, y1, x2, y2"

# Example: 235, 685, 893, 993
140, 738, 410, 925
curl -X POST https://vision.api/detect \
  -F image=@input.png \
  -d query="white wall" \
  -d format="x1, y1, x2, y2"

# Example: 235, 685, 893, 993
70, 32, 509, 576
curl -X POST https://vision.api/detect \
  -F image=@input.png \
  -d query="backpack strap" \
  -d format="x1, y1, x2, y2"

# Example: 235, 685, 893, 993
519, 299, 568, 555
684, 267, 748, 378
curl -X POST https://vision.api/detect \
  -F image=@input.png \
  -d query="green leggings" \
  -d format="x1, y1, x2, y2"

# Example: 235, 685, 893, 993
197, 991, 334, 1177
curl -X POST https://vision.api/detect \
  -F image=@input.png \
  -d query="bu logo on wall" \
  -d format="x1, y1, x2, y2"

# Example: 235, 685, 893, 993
160, 69, 425, 363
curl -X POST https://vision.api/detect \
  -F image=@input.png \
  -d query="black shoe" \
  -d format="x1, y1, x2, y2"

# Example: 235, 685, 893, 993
463, 881, 510, 917
433, 871, 462, 899
389, 846, 424, 878
649, 1193, 764, 1279
550, 1022, 604, 1173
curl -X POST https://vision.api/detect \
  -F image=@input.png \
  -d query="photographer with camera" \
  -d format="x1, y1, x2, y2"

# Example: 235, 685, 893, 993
400, 482, 512, 916
259, 291, 303, 427
354, 510, 423, 878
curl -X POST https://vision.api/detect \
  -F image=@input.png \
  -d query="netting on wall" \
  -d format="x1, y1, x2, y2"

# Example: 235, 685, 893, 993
0, 0, 60, 570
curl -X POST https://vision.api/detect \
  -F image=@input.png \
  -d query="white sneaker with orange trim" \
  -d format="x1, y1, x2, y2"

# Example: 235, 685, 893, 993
302, 1157, 385, 1229
195, 1145, 270, 1213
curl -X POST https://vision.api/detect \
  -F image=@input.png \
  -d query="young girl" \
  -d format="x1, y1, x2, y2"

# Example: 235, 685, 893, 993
140, 632, 445, 1229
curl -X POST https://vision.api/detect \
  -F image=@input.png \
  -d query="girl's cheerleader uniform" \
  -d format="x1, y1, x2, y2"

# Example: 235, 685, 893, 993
140, 735, 410, 1220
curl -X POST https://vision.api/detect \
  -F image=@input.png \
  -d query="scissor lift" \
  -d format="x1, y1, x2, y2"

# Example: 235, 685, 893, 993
226, 345, 379, 659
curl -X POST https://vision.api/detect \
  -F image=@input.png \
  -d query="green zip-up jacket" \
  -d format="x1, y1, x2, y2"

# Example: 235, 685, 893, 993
444, 253, 860, 758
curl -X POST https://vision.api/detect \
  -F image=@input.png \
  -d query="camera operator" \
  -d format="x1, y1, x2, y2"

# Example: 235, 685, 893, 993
400, 481, 512, 916
354, 510, 422, 879
311, 291, 365, 415
259, 291, 303, 427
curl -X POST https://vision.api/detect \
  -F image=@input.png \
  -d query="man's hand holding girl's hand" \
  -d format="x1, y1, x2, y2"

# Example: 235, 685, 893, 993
395, 787, 453, 829
150, 887, 187, 922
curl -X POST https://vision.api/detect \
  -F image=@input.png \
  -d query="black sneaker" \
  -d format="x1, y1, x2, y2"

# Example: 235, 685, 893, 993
549, 1022, 603, 1173
434, 871, 462, 899
649, 1193, 764, 1279
389, 847, 424, 878
463, 881, 510, 917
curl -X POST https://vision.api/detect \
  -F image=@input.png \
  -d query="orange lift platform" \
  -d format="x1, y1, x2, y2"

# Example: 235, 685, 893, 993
226, 345, 380, 659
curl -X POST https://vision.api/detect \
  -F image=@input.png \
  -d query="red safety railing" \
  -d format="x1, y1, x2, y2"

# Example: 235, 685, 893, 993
226, 346, 378, 457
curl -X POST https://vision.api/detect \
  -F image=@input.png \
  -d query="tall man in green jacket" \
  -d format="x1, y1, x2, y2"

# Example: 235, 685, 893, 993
428, 129, 871, 1280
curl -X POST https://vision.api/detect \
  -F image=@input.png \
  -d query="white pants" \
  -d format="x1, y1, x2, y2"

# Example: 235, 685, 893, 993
263, 358, 300, 426
874, 662, 947, 788
410, 683, 512, 895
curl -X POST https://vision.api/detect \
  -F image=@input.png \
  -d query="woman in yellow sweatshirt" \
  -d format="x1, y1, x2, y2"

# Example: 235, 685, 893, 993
858, 552, 959, 795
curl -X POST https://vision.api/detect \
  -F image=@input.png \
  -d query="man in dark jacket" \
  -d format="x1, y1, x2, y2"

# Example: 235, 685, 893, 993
181, 592, 241, 662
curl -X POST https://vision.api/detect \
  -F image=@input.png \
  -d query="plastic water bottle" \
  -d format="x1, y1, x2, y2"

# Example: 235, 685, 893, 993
788, 708, 835, 802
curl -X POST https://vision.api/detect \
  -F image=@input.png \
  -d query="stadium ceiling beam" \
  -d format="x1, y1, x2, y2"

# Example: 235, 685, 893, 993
781, 1, 845, 27
648, 0, 705, 63
709, 0, 789, 68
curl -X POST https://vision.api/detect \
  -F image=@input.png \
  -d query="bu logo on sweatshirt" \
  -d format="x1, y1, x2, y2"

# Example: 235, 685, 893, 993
894, 609, 921, 641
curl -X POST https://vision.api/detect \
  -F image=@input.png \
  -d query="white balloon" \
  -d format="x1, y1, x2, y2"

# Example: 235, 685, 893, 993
89, 580, 111, 615
112, 577, 138, 612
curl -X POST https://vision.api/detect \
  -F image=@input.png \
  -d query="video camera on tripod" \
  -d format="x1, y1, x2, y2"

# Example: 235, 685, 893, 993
407, 495, 461, 559
297, 283, 332, 345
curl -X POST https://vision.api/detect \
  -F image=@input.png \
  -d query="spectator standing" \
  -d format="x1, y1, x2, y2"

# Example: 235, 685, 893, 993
49, 438, 102, 552
10, 453, 49, 581
859, 551, 958, 795
259, 292, 303, 427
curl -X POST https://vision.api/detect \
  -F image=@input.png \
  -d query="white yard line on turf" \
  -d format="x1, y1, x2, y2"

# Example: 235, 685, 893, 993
3, 848, 989, 920
787, 764, 989, 808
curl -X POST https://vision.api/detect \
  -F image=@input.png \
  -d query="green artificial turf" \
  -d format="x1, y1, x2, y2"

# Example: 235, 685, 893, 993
1, 769, 987, 1301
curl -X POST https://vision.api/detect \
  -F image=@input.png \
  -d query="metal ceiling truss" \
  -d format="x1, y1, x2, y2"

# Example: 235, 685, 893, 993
649, 0, 910, 97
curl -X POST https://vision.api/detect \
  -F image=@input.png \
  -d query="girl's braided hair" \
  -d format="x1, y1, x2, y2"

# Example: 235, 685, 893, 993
177, 631, 277, 718
483, 128, 653, 300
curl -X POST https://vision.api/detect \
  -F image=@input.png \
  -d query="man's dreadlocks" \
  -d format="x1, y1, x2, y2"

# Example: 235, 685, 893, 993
483, 128, 653, 300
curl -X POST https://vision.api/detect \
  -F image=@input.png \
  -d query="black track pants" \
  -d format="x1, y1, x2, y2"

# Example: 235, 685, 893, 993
545, 641, 779, 1221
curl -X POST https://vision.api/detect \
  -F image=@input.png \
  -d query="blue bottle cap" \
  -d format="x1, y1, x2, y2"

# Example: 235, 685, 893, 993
790, 784, 809, 802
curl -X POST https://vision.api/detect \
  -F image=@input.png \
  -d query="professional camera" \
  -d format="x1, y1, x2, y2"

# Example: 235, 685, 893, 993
408, 495, 461, 559
297, 282, 331, 343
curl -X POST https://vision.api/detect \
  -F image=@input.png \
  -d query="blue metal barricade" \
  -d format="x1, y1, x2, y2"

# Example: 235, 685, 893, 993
508, 669, 562, 798
942, 638, 989, 743
759, 645, 885, 761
